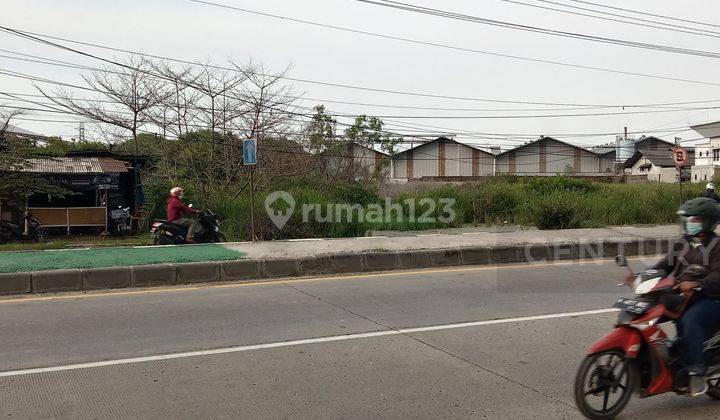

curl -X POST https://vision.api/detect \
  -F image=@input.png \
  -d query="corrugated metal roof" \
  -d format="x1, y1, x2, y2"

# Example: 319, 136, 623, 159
496, 136, 599, 156
98, 157, 129, 173
395, 137, 494, 156
19, 157, 128, 174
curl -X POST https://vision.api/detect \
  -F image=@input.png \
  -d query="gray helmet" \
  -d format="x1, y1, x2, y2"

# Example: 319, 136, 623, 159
677, 197, 720, 234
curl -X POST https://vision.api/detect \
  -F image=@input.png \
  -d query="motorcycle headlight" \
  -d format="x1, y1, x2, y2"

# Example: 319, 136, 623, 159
635, 277, 661, 295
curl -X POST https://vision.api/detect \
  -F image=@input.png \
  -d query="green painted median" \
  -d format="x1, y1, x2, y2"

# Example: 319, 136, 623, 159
0, 244, 244, 273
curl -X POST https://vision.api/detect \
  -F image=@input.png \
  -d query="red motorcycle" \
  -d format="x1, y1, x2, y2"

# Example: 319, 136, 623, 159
574, 256, 720, 419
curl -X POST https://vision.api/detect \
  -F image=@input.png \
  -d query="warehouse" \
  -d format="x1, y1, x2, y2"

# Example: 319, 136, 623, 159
391, 137, 495, 181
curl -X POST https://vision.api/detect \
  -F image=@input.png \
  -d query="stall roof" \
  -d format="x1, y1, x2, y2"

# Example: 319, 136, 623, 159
19, 157, 128, 174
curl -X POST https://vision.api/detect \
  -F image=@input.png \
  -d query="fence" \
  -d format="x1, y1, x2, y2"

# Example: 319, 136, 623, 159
28, 207, 107, 234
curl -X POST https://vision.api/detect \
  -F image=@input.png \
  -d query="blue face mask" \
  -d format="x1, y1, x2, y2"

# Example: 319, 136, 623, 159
686, 221, 704, 236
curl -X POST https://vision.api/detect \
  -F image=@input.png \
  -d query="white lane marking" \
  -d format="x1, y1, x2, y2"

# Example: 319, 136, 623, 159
286, 238, 324, 242
0, 308, 617, 378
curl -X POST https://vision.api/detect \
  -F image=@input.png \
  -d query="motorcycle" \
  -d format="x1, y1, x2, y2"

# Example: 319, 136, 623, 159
109, 206, 132, 234
150, 208, 226, 245
0, 211, 48, 244
574, 256, 720, 419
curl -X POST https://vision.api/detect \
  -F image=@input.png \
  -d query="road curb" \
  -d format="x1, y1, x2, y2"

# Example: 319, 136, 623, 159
176, 262, 220, 284
83, 266, 132, 290
0, 272, 31, 295
32, 269, 82, 293
0, 238, 671, 295
131, 264, 177, 287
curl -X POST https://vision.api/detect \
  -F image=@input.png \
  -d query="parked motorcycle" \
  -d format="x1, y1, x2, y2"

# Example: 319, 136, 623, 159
0, 211, 48, 244
109, 206, 132, 234
150, 208, 226, 245
574, 256, 720, 419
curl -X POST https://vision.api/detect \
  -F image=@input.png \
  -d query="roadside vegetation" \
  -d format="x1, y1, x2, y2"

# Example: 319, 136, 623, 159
177, 176, 702, 240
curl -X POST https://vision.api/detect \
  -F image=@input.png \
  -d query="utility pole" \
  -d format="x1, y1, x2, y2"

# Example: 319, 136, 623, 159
250, 165, 255, 241
78, 122, 85, 142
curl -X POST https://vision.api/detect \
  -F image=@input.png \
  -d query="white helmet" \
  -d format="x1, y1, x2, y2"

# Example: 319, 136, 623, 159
707, 183, 716, 190
170, 187, 184, 197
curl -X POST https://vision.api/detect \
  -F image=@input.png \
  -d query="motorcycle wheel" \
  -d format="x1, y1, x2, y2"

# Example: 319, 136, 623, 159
211, 232, 227, 243
574, 350, 637, 420
154, 234, 175, 245
706, 370, 720, 399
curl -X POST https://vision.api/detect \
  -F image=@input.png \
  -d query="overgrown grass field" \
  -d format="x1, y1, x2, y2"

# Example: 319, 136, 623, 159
197, 176, 703, 241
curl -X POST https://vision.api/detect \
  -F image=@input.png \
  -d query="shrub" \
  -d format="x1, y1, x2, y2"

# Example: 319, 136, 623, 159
329, 181, 381, 205
529, 194, 580, 230
527, 176, 598, 195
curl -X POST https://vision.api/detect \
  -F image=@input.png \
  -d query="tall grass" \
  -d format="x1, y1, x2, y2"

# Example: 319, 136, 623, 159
181, 177, 704, 240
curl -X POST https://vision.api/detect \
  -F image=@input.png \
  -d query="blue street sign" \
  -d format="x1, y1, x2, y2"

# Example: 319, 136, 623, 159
243, 139, 257, 165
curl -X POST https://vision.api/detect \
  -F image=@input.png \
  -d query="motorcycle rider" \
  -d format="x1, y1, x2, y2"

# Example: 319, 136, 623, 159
166, 187, 201, 243
701, 183, 720, 203
648, 198, 720, 396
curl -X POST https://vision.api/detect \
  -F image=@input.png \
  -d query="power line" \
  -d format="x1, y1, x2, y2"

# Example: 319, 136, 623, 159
184, 0, 720, 88
5, 50, 720, 111
499, 0, 720, 39
564, 0, 720, 30
0, 32, 708, 148
4, 9, 720, 96
3, 58, 716, 142
0, 86, 701, 149
304, 104, 720, 119
6, 104, 693, 143
355, 0, 720, 60
8, 99, 697, 163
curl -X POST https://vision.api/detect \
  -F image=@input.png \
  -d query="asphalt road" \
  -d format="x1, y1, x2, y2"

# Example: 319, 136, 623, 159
0, 257, 718, 419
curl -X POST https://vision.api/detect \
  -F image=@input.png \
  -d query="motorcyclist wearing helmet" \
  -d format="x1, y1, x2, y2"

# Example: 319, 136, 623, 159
166, 187, 201, 243
652, 197, 720, 396
701, 183, 720, 203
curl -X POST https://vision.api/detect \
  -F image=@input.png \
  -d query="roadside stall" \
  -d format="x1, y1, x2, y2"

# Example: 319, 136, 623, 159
14, 156, 136, 235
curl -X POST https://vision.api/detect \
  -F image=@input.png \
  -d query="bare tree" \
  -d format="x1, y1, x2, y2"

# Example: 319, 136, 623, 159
0, 106, 23, 142
37, 55, 171, 159
151, 63, 202, 139
191, 61, 248, 135
37, 55, 176, 212
33, 54, 310, 202
229, 63, 305, 189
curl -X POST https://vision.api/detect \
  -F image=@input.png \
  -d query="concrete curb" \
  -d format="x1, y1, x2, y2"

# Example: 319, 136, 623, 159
0, 237, 675, 296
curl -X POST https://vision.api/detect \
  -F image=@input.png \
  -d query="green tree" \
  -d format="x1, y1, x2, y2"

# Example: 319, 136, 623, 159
304, 105, 336, 154
36, 137, 110, 156
344, 115, 401, 155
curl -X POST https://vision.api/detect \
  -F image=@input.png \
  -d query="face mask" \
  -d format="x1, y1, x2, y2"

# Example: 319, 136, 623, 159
179, 194, 185, 200
686, 221, 704, 236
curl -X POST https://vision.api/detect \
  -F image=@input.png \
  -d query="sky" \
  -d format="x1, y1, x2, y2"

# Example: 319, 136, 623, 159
2, 0, 720, 150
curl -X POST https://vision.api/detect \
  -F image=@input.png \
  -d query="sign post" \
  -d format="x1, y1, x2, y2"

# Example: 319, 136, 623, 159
243, 139, 257, 166
244, 139, 258, 241
672, 145, 688, 204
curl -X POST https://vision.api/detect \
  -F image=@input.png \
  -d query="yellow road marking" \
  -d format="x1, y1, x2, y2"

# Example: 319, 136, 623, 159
0, 255, 652, 305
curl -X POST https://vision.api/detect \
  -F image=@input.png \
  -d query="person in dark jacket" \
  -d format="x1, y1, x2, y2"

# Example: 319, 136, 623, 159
701, 183, 720, 203
166, 187, 200, 242
652, 197, 720, 396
